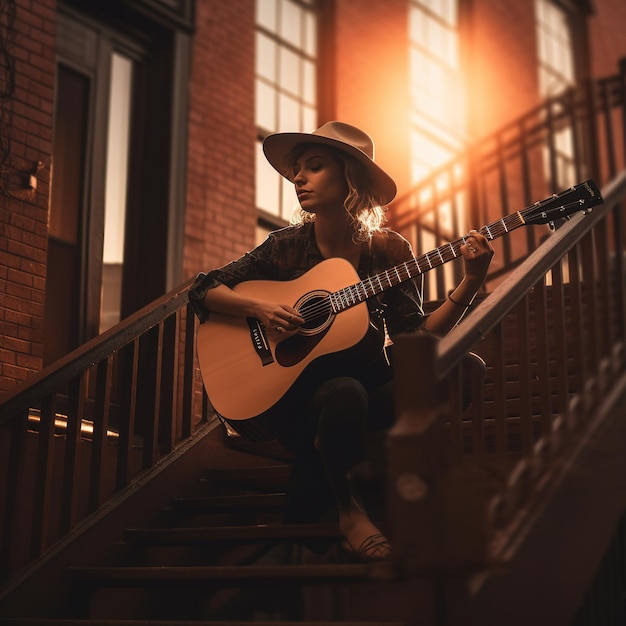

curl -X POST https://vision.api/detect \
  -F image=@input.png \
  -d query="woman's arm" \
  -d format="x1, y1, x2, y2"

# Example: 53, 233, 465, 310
204, 283, 304, 334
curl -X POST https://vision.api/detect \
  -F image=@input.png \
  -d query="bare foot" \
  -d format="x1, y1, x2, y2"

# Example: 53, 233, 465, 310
338, 508, 391, 561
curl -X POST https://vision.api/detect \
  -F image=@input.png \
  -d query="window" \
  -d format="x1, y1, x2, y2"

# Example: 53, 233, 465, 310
408, 0, 465, 184
255, 0, 319, 235
535, 0, 577, 186
44, 4, 189, 364
47, 13, 145, 361
101, 52, 133, 333
536, 0, 575, 96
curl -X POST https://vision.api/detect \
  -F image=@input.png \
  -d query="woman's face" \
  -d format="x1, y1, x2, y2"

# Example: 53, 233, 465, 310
291, 145, 348, 214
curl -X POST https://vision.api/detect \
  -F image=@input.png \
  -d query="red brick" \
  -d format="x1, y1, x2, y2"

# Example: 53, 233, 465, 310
2, 0, 626, 395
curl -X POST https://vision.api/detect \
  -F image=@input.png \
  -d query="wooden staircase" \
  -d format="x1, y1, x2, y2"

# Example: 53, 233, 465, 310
3, 56, 626, 618
2, 176, 626, 623
1, 447, 418, 625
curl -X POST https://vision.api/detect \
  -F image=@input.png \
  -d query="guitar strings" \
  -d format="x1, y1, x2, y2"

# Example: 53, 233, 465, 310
293, 196, 589, 323
294, 238, 473, 322
295, 237, 471, 322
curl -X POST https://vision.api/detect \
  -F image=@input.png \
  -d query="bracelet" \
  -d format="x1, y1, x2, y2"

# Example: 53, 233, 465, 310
448, 293, 472, 308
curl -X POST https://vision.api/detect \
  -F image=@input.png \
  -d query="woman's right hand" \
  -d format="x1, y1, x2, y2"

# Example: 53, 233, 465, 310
252, 302, 304, 335
204, 284, 304, 335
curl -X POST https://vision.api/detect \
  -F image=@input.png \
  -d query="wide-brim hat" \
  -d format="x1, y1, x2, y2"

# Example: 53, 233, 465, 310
262, 121, 397, 205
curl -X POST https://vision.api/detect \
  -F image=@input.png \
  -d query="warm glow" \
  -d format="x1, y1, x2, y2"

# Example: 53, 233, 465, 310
28, 409, 120, 440
255, 0, 318, 221
103, 53, 133, 265
408, 1, 466, 185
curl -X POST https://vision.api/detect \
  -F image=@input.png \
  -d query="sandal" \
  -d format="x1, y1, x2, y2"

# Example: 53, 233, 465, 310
342, 532, 391, 562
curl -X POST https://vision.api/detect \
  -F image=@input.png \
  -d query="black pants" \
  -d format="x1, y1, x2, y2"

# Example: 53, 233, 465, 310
279, 376, 394, 524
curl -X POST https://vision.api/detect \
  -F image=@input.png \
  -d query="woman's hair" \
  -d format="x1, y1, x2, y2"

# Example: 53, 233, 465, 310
286, 143, 388, 242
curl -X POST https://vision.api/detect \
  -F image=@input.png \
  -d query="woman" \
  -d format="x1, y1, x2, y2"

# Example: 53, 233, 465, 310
189, 121, 494, 561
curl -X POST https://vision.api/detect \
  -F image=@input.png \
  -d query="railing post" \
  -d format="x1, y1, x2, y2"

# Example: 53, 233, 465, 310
619, 57, 626, 163
387, 332, 446, 577
1, 411, 28, 582
387, 332, 496, 623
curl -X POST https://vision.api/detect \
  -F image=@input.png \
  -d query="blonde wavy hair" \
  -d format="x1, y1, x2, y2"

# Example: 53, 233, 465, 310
286, 143, 388, 242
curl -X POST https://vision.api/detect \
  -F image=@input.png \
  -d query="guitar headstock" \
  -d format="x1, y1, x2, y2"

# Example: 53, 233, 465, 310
522, 179, 603, 227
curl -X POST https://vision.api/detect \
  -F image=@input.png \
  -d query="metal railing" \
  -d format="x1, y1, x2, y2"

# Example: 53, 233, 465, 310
1, 60, 626, 619
391, 59, 626, 302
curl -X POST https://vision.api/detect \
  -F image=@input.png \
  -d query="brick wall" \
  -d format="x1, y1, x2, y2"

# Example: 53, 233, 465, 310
183, 0, 256, 280
0, 0, 55, 392
1, 0, 626, 395
590, 0, 626, 77
334, 0, 413, 200
462, 0, 540, 138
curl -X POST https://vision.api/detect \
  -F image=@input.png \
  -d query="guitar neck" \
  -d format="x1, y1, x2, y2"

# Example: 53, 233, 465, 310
330, 211, 526, 313
326, 178, 603, 314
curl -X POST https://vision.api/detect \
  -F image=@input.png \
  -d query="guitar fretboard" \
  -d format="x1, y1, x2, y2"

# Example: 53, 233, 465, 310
329, 211, 526, 313
293, 179, 601, 322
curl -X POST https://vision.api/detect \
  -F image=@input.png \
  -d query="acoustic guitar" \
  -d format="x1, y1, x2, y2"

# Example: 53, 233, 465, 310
196, 179, 603, 440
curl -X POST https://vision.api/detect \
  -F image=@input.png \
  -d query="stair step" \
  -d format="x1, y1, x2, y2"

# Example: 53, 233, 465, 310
202, 464, 292, 483
68, 562, 397, 587
169, 493, 285, 512
124, 523, 342, 545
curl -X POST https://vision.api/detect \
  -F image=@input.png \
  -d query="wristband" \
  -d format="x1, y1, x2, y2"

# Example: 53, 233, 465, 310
448, 293, 472, 308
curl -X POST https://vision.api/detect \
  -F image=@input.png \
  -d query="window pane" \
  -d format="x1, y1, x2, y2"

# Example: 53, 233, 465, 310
256, 142, 280, 214
280, 0, 302, 48
303, 11, 317, 57
256, 80, 276, 131
408, 0, 463, 185
49, 66, 88, 244
303, 58, 316, 103
303, 105, 316, 132
279, 92, 299, 131
279, 46, 300, 95
256, 223, 272, 246
103, 53, 132, 265
535, 0, 576, 186
281, 176, 297, 220
535, 0, 575, 94
255, 0, 318, 223
101, 51, 133, 333
256, 32, 276, 81
256, 0, 277, 31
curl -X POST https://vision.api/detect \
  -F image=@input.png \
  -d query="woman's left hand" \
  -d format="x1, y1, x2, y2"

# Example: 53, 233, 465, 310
461, 230, 494, 287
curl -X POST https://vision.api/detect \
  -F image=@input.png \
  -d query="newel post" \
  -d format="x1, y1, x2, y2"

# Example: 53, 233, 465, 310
386, 332, 494, 584
387, 332, 447, 576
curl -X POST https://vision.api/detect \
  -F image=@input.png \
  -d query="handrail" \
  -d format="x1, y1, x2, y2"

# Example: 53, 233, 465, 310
1, 61, 625, 618
387, 170, 626, 622
390, 59, 626, 300
0, 276, 208, 584
0, 278, 195, 423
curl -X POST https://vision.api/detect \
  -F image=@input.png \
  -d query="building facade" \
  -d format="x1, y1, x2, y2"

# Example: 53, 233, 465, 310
1, 0, 625, 394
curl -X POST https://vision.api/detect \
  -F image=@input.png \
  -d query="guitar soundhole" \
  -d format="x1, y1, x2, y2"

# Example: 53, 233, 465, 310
295, 290, 334, 336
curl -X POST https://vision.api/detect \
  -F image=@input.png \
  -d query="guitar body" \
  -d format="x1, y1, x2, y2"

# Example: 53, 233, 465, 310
196, 258, 386, 440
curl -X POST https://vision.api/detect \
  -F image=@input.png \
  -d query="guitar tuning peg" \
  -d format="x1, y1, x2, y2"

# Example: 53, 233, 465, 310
564, 214, 571, 220
548, 221, 555, 231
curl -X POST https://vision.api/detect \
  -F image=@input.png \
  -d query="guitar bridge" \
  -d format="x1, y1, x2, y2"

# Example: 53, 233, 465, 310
246, 317, 274, 366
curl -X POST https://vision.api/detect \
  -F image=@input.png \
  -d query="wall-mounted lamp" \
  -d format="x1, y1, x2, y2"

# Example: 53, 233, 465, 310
24, 161, 43, 190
